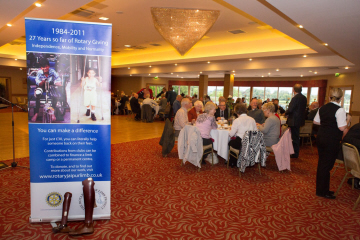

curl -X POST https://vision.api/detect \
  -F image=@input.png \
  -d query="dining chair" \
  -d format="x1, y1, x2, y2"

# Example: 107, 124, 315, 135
227, 146, 239, 169
299, 120, 313, 153
331, 159, 344, 177
334, 143, 360, 210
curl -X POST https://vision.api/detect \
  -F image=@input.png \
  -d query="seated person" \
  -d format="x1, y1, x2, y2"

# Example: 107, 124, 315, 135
257, 102, 280, 147
31, 57, 62, 122
119, 93, 129, 115
215, 101, 229, 120
142, 93, 159, 115
228, 103, 257, 167
188, 100, 203, 122
247, 98, 265, 124
195, 102, 217, 164
307, 101, 319, 120
174, 98, 192, 137
130, 93, 141, 120
340, 121, 360, 189
172, 95, 182, 116
156, 87, 167, 99
273, 99, 286, 115
159, 94, 168, 113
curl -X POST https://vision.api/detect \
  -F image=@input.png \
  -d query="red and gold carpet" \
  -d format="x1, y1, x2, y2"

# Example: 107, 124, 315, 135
1, 138, 360, 239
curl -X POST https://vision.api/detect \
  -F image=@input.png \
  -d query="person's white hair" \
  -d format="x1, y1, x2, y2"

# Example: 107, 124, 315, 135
204, 102, 216, 113
262, 102, 275, 113
181, 98, 191, 107
194, 100, 203, 108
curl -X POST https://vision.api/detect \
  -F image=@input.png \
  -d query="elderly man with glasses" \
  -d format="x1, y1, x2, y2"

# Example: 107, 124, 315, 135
215, 101, 229, 120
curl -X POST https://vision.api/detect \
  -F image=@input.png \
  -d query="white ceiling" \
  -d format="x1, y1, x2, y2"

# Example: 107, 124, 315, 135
0, 0, 358, 78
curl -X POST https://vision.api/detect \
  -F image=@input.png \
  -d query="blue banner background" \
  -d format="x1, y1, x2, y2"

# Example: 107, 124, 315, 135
25, 18, 112, 56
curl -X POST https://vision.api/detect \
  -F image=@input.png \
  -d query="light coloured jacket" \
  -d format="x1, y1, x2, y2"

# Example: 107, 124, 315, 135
271, 128, 294, 171
178, 125, 203, 168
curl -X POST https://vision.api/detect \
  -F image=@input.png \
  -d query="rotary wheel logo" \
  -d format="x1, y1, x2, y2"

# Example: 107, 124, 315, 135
46, 192, 63, 207
79, 189, 107, 210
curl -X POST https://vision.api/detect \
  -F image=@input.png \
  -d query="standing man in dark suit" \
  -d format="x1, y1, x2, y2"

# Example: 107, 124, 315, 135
285, 84, 307, 158
215, 101, 229, 120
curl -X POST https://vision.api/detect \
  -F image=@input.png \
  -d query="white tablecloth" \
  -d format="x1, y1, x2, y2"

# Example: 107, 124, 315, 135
280, 117, 287, 125
210, 128, 230, 160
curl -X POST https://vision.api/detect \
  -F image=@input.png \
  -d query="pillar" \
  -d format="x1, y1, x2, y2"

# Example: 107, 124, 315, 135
199, 75, 208, 98
224, 74, 234, 98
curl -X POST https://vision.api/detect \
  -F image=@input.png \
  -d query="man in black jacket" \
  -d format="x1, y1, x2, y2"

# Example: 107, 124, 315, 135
215, 101, 229, 120
130, 93, 141, 120
285, 84, 307, 158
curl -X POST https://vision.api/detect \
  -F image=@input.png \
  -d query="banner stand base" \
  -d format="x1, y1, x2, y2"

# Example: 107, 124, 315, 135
29, 214, 111, 223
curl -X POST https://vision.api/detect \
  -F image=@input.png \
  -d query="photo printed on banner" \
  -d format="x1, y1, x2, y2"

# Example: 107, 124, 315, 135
27, 52, 71, 123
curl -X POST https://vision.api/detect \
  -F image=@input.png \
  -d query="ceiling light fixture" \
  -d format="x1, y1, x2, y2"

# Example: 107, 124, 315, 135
7, 23, 12, 27
207, 61, 210, 64
268, 72, 271, 75
233, 74, 235, 76
303, 55, 307, 58
15, 59, 17, 61
309, 70, 312, 72
232, 70, 235, 73
324, 43, 328, 46
345, 67, 349, 69
151, 8, 220, 55
200, 71, 202, 74
177, 75, 179, 77
149, 65, 152, 68
276, 69, 279, 71
124, 45, 131, 48
130, 74, 132, 76
148, 74, 151, 76
171, 73, 173, 74
175, 63, 177, 66
128, 67, 130, 69
314, 72, 318, 74
35, 3, 41, 7
181, 77, 184, 78
300, 75, 303, 77
298, 25, 304, 28
99, 17, 109, 21
20, 68, 22, 70
261, 75, 264, 77
249, 58, 252, 61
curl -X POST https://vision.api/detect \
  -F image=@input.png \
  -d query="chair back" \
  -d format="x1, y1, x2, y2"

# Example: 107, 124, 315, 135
343, 143, 360, 174
16, 97, 23, 104
300, 120, 313, 134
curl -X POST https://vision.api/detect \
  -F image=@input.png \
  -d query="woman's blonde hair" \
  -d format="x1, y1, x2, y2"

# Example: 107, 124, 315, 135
329, 88, 343, 102
204, 102, 216, 113
194, 100, 203, 108
262, 102, 275, 113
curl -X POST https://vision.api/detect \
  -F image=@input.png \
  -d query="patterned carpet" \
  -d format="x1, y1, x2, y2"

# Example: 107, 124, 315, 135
1, 138, 360, 239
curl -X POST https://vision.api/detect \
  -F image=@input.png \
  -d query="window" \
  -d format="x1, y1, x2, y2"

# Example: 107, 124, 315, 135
253, 87, 265, 100
343, 89, 352, 113
190, 86, 198, 97
310, 87, 319, 103
278, 87, 293, 109
172, 85, 179, 95
265, 87, 278, 101
233, 86, 250, 104
207, 86, 223, 104
179, 86, 189, 96
149, 85, 166, 98
302, 87, 308, 99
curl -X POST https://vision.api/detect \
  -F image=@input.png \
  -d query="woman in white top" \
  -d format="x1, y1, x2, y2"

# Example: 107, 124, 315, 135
81, 69, 102, 121
228, 103, 257, 167
313, 87, 349, 199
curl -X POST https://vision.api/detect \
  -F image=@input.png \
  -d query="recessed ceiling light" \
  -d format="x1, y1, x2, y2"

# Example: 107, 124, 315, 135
15, 59, 17, 61
276, 69, 279, 71
149, 65, 152, 68
309, 70, 312, 72
249, 58, 252, 61
130, 74, 132, 76
124, 45, 131, 48
261, 75, 264, 77
200, 71, 202, 74
20, 68, 22, 70
314, 72, 318, 74
298, 25, 304, 28
181, 77, 183, 78
198, 75, 200, 77
233, 74, 235, 76
7, 23, 12, 27
268, 72, 271, 75
175, 63, 177, 66
177, 75, 179, 77
207, 61, 210, 64
156, 76, 158, 78
196, 9, 199, 12
148, 74, 151, 76
35, 3, 41, 7
300, 75, 303, 77
171, 73, 173, 74
128, 67, 130, 69
345, 66, 349, 69
324, 43, 328, 46
232, 70, 235, 73
303, 55, 307, 58
99, 17, 109, 21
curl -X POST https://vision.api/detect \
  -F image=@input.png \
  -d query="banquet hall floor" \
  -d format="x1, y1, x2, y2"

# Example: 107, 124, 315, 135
0, 111, 164, 161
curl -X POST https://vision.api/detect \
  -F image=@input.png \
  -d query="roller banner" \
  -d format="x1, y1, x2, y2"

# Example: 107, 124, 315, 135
25, 18, 111, 222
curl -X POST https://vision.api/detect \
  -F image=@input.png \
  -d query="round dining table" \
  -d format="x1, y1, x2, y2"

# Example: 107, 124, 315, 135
210, 127, 231, 160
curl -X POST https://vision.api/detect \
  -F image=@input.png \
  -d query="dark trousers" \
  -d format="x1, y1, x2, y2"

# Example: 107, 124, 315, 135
134, 110, 141, 120
316, 135, 340, 195
228, 136, 242, 167
202, 138, 213, 160
290, 126, 300, 157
